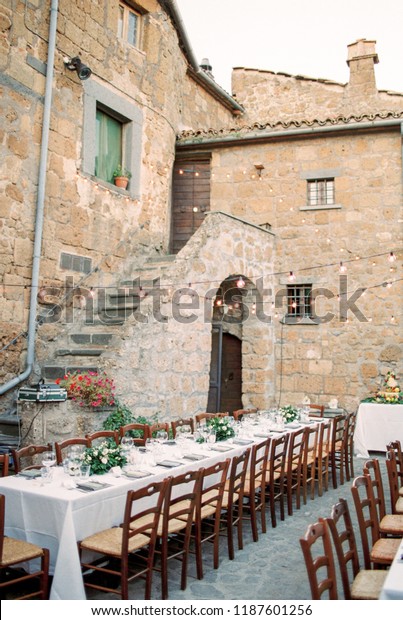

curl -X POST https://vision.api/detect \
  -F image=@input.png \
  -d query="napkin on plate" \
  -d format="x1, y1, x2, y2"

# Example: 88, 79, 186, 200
156, 460, 183, 468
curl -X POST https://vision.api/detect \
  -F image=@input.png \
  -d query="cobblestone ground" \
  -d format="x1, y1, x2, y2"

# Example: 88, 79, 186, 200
86, 454, 387, 601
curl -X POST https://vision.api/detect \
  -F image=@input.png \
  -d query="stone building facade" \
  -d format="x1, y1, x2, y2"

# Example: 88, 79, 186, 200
0, 1, 401, 434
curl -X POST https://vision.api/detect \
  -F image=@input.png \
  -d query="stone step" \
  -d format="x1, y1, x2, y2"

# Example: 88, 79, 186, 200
56, 348, 104, 357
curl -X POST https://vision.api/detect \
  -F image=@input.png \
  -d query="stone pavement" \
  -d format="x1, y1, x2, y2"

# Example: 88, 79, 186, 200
86, 454, 386, 601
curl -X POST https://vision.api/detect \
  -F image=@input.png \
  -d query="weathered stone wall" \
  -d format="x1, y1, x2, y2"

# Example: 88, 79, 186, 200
0, 0, 237, 403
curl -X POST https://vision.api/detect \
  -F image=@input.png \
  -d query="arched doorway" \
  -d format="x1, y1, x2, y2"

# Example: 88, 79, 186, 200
206, 275, 249, 414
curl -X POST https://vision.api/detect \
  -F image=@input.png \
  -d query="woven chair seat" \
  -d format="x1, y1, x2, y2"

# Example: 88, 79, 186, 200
379, 514, 403, 535
370, 537, 400, 564
221, 490, 239, 509
350, 569, 387, 600
2, 537, 46, 565
395, 496, 403, 512
158, 516, 188, 536
80, 526, 150, 556
244, 472, 263, 493
399, 486, 403, 497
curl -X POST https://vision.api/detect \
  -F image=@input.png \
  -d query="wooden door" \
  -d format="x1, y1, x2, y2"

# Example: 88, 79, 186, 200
207, 326, 242, 414
171, 157, 210, 254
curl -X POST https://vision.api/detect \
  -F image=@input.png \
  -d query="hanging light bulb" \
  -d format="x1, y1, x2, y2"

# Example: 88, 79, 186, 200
236, 276, 246, 288
388, 252, 396, 262
339, 262, 347, 274
288, 271, 296, 282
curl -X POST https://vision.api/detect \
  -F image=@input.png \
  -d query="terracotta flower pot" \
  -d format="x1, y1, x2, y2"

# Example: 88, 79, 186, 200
114, 176, 129, 189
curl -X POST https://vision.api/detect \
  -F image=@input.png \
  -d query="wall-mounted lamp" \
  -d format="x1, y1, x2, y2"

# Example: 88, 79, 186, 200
254, 163, 265, 179
63, 56, 92, 80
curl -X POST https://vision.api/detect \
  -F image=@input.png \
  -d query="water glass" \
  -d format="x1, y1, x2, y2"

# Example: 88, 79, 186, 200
78, 464, 91, 481
42, 451, 56, 468
207, 429, 217, 444
40, 466, 53, 484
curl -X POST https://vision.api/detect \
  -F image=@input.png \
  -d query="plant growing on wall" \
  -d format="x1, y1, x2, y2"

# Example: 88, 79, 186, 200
55, 370, 116, 408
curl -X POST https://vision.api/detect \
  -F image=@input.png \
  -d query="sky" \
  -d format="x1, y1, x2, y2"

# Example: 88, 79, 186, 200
175, 0, 403, 95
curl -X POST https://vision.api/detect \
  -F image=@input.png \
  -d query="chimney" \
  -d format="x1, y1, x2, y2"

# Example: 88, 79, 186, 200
200, 57, 214, 78
346, 38, 378, 95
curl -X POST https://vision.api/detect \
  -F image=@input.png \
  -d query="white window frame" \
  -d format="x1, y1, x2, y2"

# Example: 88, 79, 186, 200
118, 2, 142, 48
307, 178, 335, 206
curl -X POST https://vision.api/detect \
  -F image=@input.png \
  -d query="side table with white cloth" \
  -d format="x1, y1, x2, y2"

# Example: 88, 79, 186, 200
379, 537, 403, 599
353, 403, 403, 458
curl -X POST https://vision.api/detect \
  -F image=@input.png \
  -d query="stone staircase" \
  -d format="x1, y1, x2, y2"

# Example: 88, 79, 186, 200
41, 254, 177, 382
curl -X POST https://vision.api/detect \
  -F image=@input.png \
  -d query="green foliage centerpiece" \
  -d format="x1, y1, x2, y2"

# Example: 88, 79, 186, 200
206, 416, 235, 441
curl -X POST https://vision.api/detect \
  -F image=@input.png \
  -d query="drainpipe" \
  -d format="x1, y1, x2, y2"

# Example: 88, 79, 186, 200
163, 0, 244, 114
0, 0, 59, 396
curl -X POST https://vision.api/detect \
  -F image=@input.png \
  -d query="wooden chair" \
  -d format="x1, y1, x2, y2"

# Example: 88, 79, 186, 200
78, 480, 167, 599
171, 418, 194, 438
329, 414, 348, 488
55, 437, 88, 464
11, 443, 53, 474
0, 453, 9, 477
195, 412, 228, 425
85, 430, 119, 446
192, 459, 230, 580
148, 422, 170, 438
220, 448, 250, 560
284, 427, 306, 516
345, 411, 357, 480
385, 448, 403, 514
314, 418, 332, 497
299, 520, 338, 599
302, 424, 319, 504
243, 438, 271, 542
350, 474, 400, 569
119, 423, 150, 447
386, 440, 403, 490
325, 498, 386, 599
264, 433, 289, 527
308, 404, 324, 417
0, 493, 50, 599
154, 469, 202, 600
363, 458, 403, 536
233, 409, 258, 422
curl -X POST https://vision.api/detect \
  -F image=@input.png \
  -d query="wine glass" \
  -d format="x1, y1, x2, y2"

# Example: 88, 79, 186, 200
156, 430, 168, 443
42, 450, 56, 468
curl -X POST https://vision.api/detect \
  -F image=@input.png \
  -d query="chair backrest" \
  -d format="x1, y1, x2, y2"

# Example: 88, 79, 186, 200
122, 479, 167, 556
385, 448, 401, 514
195, 412, 228, 424
85, 430, 119, 446
249, 437, 271, 490
226, 447, 251, 509
119, 423, 151, 446
309, 404, 324, 417
299, 520, 338, 599
0, 453, 9, 477
197, 459, 230, 523
330, 414, 347, 452
387, 440, 403, 487
148, 422, 170, 437
326, 498, 361, 600
233, 409, 258, 422
267, 433, 289, 483
55, 437, 88, 464
171, 418, 195, 438
0, 493, 5, 558
160, 469, 202, 538
318, 418, 332, 457
11, 443, 53, 473
363, 458, 387, 521
350, 474, 380, 569
287, 426, 306, 473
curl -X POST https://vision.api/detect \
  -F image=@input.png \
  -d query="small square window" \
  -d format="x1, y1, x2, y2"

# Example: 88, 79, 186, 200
307, 178, 334, 206
286, 284, 312, 319
118, 2, 141, 48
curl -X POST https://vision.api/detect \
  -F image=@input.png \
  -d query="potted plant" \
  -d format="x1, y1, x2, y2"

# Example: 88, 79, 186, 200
112, 164, 132, 189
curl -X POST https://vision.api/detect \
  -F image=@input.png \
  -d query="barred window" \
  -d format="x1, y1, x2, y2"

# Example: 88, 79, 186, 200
307, 178, 334, 206
286, 284, 313, 319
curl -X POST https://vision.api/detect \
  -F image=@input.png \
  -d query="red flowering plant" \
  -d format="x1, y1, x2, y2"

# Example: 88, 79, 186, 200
55, 370, 116, 408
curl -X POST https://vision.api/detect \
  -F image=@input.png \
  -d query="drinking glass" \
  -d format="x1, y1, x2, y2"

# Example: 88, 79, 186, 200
156, 430, 168, 443
42, 451, 56, 468
78, 464, 91, 482
207, 428, 217, 444
40, 466, 53, 484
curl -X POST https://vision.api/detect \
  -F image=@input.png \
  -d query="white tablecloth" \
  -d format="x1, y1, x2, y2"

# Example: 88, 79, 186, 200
379, 537, 403, 599
353, 403, 403, 458
0, 420, 323, 600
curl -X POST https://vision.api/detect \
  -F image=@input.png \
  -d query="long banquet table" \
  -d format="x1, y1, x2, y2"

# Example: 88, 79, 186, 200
0, 419, 323, 600
353, 403, 403, 458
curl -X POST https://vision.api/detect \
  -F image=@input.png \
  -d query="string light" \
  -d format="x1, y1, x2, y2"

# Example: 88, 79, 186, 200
236, 276, 246, 288
339, 262, 347, 274
288, 271, 296, 282
388, 252, 396, 262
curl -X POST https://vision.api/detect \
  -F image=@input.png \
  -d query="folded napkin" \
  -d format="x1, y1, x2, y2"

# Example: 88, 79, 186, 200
182, 454, 206, 461
232, 438, 254, 445
124, 470, 151, 479
18, 469, 42, 479
76, 480, 110, 492
209, 444, 233, 452
156, 460, 183, 468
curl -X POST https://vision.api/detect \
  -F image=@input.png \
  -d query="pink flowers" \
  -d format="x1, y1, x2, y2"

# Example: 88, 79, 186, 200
57, 370, 116, 408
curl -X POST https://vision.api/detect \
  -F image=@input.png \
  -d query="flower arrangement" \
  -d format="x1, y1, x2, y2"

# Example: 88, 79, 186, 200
55, 370, 116, 408
206, 416, 235, 441
363, 371, 402, 404
279, 405, 299, 423
80, 440, 126, 475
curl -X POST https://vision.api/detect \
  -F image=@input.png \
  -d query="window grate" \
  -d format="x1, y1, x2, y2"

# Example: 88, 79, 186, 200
307, 178, 334, 206
286, 284, 312, 318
